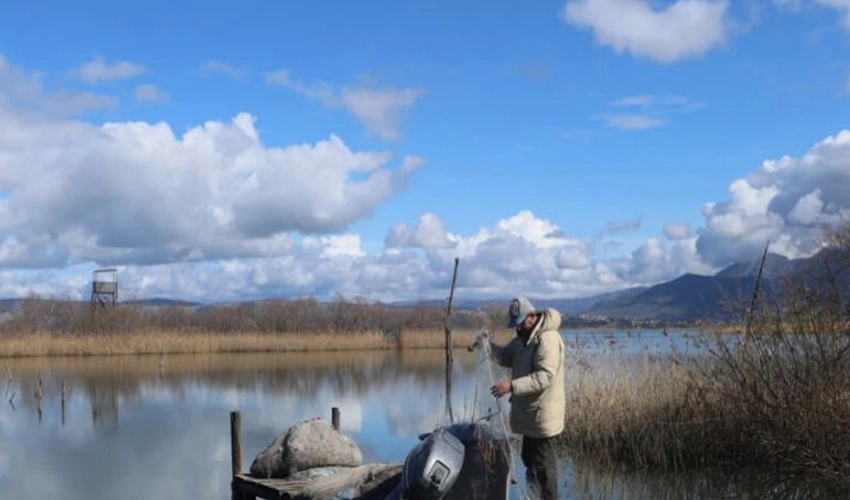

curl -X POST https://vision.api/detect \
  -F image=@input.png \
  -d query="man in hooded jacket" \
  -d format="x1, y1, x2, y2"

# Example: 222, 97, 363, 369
488, 297, 565, 500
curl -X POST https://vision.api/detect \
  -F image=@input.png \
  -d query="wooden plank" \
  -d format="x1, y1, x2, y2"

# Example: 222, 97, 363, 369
234, 474, 311, 500
233, 463, 403, 500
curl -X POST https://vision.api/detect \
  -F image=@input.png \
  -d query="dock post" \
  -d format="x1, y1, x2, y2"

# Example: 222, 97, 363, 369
230, 411, 243, 500
332, 407, 340, 431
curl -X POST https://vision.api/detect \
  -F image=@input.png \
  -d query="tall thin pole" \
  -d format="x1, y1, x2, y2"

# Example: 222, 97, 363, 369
444, 257, 460, 424
747, 242, 770, 335
230, 411, 242, 500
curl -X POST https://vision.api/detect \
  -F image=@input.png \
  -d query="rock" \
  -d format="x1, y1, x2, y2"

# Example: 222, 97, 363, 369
250, 418, 363, 478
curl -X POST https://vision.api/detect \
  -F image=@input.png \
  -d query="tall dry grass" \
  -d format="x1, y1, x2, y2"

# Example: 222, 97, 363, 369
562, 349, 722, 470
562, 332, 850, 485
560, 222, 850, 488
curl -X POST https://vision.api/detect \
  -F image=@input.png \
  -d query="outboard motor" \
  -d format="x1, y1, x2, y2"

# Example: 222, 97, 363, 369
385, 423, 509, 500
396, 428, 465, 499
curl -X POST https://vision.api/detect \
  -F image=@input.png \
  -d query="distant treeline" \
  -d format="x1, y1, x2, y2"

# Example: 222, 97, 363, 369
0, 296, 508, 336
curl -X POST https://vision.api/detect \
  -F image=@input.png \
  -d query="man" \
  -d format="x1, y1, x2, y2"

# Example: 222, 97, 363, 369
488, 297, 565, 500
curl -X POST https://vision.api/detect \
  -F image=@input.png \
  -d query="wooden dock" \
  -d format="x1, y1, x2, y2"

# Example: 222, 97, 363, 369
229, 410, 401, 500
232, 474, 313, 500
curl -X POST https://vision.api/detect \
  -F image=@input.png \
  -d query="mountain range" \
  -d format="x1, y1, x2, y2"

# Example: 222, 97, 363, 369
583, 250, 849, 322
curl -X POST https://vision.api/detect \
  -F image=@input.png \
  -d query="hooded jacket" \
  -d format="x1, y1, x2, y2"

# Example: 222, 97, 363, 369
491, 308, 565, 438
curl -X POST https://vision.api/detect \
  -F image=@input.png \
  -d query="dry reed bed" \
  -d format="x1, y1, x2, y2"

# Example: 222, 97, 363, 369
0, 328, 479, 358
561, 351, 710, 470
560, 223, 850, 488
560, 332, 850, 490
4, 349, 479, 380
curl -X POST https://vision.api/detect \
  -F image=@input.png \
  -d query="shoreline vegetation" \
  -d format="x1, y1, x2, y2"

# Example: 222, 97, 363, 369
0, 295, 498, 358
0, 328, 482, 358
559, 223, 850, 492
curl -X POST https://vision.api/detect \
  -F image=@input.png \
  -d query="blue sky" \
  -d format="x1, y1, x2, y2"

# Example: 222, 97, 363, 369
1, 0, 849, 302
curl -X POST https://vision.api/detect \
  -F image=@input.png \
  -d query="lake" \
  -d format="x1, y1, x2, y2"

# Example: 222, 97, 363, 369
0, 330, 829, 499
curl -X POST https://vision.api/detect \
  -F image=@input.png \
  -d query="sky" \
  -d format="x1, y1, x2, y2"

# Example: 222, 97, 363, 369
0, 0, 849, 303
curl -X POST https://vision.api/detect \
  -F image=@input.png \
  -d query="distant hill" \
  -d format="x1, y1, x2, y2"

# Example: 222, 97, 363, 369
533, 287, 647, 314
0, 297, 200, 313
123, 297, 201, 307
588, 273, 762, 322
588, 250, 850, 322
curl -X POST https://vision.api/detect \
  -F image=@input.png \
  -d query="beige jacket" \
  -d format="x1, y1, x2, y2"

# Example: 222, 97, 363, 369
491, 308, 565, 438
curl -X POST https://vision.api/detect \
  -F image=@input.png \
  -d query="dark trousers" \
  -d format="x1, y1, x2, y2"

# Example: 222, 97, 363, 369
521, 435, 558, 500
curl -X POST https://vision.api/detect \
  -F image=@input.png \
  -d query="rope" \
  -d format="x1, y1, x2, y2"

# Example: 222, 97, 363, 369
479, 336, 529, 500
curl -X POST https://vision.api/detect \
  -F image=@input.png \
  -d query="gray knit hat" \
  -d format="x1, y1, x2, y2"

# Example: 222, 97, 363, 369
507, 297, 535, 328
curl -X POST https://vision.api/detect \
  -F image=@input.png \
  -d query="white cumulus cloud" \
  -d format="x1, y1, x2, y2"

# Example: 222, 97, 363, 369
563, 0, 730, 63
696, 130, 850, 266
386, 213, 456, 249
0, 106, 422, 268
614, 236, 712, 283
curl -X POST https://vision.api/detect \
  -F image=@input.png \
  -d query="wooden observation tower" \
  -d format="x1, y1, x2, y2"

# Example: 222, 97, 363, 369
91, 268, 118, 309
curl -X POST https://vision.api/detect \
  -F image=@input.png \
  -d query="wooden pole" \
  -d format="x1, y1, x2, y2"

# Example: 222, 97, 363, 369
35, 375, 43, 423
332, 407, 340, 431
444, 257, 460, 424
61, 379, 66, 426
747, 242, 770, 335
230, 411, 242, 500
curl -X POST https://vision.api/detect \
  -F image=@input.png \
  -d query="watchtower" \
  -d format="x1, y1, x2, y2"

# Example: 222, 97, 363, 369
91, 268, 118, 309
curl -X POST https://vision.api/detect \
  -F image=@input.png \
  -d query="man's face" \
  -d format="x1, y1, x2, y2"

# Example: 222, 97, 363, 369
516, 313, 537, 336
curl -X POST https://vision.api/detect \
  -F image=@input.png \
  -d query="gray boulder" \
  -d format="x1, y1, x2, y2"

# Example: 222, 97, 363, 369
250, 418, 363, 478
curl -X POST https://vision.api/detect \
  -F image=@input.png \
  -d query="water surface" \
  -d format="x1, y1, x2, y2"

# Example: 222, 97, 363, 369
0, 330, 833, 499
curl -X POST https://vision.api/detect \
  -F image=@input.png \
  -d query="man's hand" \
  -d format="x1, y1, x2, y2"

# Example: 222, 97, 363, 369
467, 330, 490, 352
490, 379, 512, 398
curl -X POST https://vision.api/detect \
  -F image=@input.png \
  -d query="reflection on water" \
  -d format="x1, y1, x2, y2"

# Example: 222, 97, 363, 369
0, 349, 488, 499
4, 350, 481, 426
0, 331, 838, 499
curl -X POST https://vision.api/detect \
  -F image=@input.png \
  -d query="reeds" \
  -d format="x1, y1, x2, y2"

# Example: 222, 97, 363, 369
561, 332, 850, 485
0, 328, 479, 358
559, 223, 850, 487
561, 349, 717, 470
